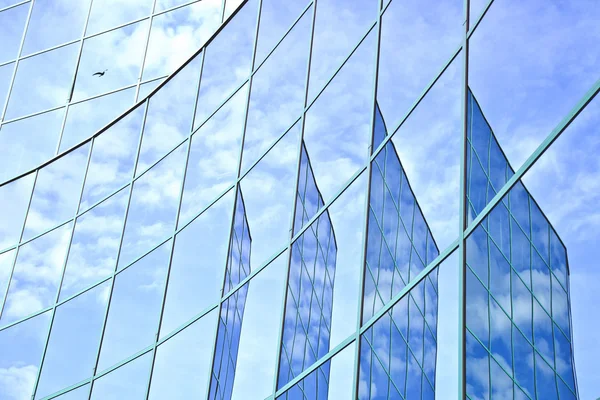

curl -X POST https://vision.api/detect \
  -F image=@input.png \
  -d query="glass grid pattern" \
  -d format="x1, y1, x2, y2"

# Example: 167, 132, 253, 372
0, 0, 588, 399
465, 91, 577, 400
278, 143, 337, 393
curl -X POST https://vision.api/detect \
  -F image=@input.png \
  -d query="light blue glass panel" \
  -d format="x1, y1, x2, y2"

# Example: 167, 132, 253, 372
80, 103, 145, 210
230, 252, 288, 400
118, 142, 186, 269
136, 54, 202, 176
303, 29, 375, 204
60, 187, 128, 300
0, 62, 14, 112
0, 173, 35, 249
240, 4, 311, 173
254, 0, 310, 66
1, 223, 72, 326
466, 329, 490, 400
61, 88, 136, 152
0, 108, 65, 183
5, 43, 79, 120
308, 0, 378, 102
148, 309, 218, 399
35, 280, 111, 399
90, 351, 152, 399
96, 240, 171, 372
86, 0, 152, 35
71, 21, 148, 102
22, 143, 89, 241
159, 189, 234, 339
0, 3, 28, 63
137, 78, 165, 101
143, 1, 221, 81
0, 250, 15, 312
0, 311, 50, 400
377, 0, 462, 132
22, 0, 91, 55
193, 0, 257, 128
179, 83, 248, 226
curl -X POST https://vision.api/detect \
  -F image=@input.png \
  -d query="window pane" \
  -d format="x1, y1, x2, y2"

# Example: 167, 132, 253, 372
0, 3, 28, 64
118, 142, 186, 269
35, 280, 111, 399
159, 189, 234, 339
1, 223, 72, 326
5, 43, 78, 124
148, 309, 218, 399
96, 240, 171, 371
0, 173, 35, 249
22, 143, 89, 241
136, 78, 165, 101
0, 62, 14, 112
61, 87, 136, 152
90, 351, 152, 399
86, 0, 152, 36
80, 103, 145, 210
72, 21, 148, 102
60, 187, 128, 300
0, 108, 65, 182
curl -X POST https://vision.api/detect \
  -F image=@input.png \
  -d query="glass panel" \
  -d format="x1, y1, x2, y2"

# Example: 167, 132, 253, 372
239, 120, 300, 269
80, 103, 145, 210
179, 83, 247, 226
136, 78, 165, 101
0, 108, 65, 182
159, 189, 234, 339
254, 0, 310, 66
390, 54, 462, 250
0, 62, 14, 112
72, 21, 148, 102
35, 280, 111, 399
60, 187, 128, 300
5, 43, 79, 120
0, 3, 28, 63
229, 252, 288, 400
22, 0, 91, 55
86, 0, 152, 36
118, 142, 186, 269
96, 241, 170, 371
193, 0, 257, 128
308, 0, 378, 102
142, 0, 222, 81
148, 309, 218, 399
224, 0, 244, 20
0, 250, 15, 310
61, 88, 136, 151
0, 173, 35, 249
136, 54, 202, 175
278, 341, 355, 400
468, 0, 600, 171
466, 329, 490, 400
377, 0, 462, 132
0, 311, 50, 400
22, 143, 89, 241
239, 4, 311, 173
303, 29, 375, 204
90, 351, 152, 399
1, 223, 72, 326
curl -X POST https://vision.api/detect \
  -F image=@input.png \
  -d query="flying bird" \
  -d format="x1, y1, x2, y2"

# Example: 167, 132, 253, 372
93, 69, 108, 77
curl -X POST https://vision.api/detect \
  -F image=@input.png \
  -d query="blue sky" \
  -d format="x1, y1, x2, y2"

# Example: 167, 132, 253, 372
0, 0, 598, 399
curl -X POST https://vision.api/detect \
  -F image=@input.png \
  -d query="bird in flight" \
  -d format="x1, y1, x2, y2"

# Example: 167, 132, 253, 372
93, 69, 108, 77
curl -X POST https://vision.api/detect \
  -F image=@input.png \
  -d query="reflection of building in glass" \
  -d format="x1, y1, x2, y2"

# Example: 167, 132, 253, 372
359, 104, 440, 399
466, 90, 578, 399
209, 189, 251, 400
277, 143, 337, 397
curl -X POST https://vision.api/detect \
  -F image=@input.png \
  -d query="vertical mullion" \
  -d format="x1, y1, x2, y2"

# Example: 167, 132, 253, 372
271, 0, 317, 395
353, 0, 383, 398
0, 0, 35, 122
86, 98, 150, 400
134, 0, 159, 102
458, 1, 470, 400
56, 0, 96, 154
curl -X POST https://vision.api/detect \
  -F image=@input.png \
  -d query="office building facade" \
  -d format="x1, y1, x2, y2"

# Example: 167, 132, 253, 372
0, 0, 585, 399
